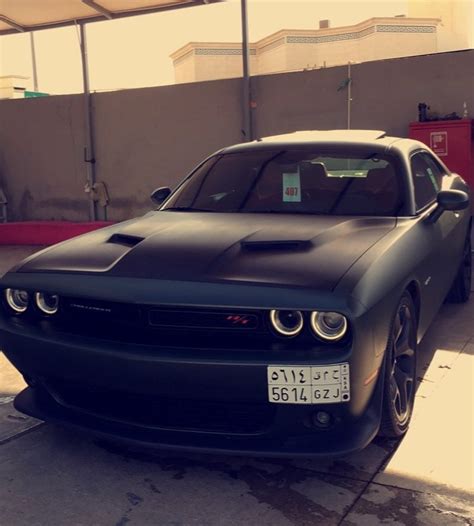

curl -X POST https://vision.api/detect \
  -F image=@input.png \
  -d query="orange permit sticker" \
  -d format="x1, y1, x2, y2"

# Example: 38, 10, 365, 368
282, 172, 301, 202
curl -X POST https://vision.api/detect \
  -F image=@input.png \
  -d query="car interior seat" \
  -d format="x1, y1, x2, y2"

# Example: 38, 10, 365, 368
299, 162, 344, 212
331, 165, 400, 215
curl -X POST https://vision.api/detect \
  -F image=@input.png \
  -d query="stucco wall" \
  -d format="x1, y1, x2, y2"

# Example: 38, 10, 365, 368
268, 31, 438, 73
257, 44, 288, 75
253, 49, 474, 139
0, 95, 88, 221
174, 54, 196, 84
0, 78, 244, 222
171, 19, 441, 84
92, 79, 243, 220
408, 0, 474, 50
368, 32, 437, 62
194, 54, 239, 82
0, 49, 473, 222
176, 52, 258, 84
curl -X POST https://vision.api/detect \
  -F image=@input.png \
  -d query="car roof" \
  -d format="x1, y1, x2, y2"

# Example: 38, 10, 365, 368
261, 130, 388, 142
220, 130, 426, 155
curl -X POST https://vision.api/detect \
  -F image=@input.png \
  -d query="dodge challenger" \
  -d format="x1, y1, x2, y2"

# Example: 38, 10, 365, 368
0, 130, 471, 456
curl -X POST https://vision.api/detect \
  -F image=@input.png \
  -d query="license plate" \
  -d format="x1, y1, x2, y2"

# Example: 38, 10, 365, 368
267, 364, 350, 404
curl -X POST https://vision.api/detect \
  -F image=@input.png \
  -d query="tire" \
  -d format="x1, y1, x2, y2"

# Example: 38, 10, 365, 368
379, 291, 417, 438
446, 235, 471, 303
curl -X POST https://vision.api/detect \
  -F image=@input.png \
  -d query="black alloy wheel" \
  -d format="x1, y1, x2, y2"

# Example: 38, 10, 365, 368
380, 291, 417, 437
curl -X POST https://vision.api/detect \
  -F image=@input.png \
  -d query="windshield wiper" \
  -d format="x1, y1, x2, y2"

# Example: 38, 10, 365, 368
163, 207, 217, 212
245, 209, 323, 215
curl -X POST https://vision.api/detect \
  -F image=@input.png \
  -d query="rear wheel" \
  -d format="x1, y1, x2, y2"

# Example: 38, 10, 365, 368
446, 235, 471, 303
380, 291, 417, 438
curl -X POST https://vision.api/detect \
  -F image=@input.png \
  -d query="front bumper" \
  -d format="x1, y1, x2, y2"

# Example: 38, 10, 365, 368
14, 385, 382, 457
1, 318, 384, 457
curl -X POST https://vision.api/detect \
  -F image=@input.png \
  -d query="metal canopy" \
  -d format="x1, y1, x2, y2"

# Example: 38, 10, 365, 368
0, 0, 222, 35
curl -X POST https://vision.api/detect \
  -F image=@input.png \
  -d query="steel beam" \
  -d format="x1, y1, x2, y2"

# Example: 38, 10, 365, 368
81, 0, 113, 20
29, 33, 39, 92
240, 0, 253, 141
0, 14, 25, 32
79, 23, 98, 221
347, 62, 352, 130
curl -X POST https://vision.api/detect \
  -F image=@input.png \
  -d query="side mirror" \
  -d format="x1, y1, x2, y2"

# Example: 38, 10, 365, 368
151, 186, 171, 206
429, 189, 469, 222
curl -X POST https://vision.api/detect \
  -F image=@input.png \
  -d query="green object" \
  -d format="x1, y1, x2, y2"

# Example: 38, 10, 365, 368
24, 91, 49, 98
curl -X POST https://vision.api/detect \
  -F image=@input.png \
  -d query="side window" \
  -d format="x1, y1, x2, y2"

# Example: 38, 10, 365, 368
422, 152, 447, 189
410, 152, 439, 211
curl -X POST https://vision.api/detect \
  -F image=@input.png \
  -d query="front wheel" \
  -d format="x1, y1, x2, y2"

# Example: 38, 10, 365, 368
379, 291, 417, 438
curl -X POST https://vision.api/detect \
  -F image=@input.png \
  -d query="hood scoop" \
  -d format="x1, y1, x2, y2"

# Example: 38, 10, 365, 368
108, 233, 145, 247
241, 239, 312, 251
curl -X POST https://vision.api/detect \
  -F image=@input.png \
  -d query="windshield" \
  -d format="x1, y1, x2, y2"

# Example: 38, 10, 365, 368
163, 149, 403, 216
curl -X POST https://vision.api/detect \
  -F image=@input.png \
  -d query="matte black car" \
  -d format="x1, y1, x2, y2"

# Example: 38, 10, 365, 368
0, 130, 471, 456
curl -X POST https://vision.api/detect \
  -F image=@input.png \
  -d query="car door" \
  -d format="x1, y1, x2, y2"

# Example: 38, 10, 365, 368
410, 150, 466, 328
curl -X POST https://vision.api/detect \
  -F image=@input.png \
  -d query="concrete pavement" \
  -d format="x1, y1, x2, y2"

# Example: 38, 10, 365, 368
0, 246, 473, 525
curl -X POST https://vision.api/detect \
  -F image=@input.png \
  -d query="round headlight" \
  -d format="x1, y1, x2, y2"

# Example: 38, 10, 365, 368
35, 292, 59, 315
5, 288, 30, 313
270, 310, 304, 336
310, 311, 348, 341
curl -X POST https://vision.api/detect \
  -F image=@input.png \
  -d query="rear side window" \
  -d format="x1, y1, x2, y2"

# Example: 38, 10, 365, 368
411, 152, 440, 211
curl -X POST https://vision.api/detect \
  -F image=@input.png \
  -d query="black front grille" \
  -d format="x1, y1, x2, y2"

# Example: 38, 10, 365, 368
52, 297, 280, 351
44, 379, 275, 435
149, 309, 259, 330
42, 297, 339, 353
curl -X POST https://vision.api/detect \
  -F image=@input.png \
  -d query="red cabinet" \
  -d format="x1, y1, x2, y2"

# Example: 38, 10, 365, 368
409, 119, 474, 189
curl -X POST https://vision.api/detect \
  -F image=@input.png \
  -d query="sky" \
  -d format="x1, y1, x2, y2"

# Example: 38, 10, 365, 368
0, 0, 409, 95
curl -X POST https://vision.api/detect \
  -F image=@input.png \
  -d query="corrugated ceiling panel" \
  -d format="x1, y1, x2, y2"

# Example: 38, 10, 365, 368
0, 0, 216, 34
0, 0, 95, 27
99, 0, 189, 13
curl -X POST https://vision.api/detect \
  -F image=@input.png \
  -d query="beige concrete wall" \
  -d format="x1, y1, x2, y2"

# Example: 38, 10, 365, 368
408, 0, 473, 50
0, 49, 473, 222
171, 19, 441, 83
173, 31, 439, 83
174, 53, 196, 84
194, 54, 239, 82
193, 54, 257, 83
287, 40, 358, 70
283, 32, 437, 71
450, 0, 474, 50
368, 32, 438, 62
257, 44, 288, 75
176, 52, 258, 84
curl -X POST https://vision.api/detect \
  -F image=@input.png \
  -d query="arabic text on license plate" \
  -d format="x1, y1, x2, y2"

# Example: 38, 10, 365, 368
267, 364, 350, 404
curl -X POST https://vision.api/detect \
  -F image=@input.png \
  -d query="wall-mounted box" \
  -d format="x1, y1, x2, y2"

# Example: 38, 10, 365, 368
409, 119, 474, 189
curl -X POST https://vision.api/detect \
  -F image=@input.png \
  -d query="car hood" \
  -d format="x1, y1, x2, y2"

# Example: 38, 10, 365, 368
15, 212, 396, 291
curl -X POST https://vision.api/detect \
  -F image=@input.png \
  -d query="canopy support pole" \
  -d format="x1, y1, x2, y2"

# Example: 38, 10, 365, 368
29, 32, 38, 92
347, 61, 352, 130
240, 0, 253, 141
79, 23, 98, 221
